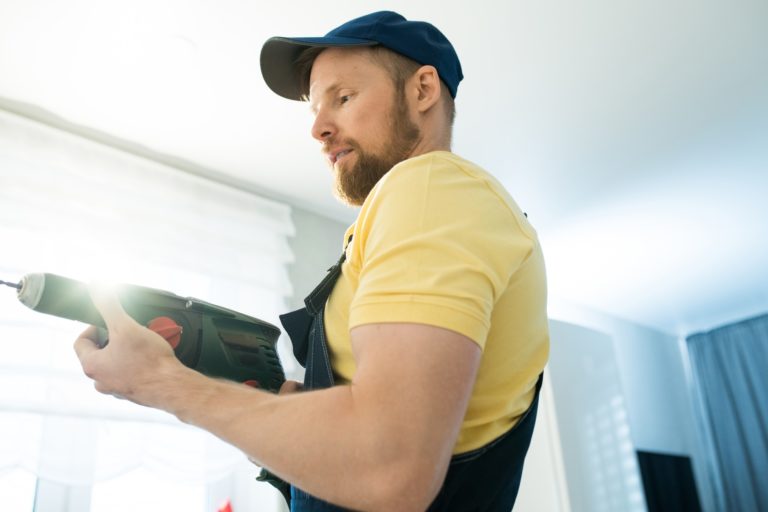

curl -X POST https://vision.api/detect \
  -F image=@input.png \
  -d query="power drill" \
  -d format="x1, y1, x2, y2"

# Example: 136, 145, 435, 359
1, 273, 285, 392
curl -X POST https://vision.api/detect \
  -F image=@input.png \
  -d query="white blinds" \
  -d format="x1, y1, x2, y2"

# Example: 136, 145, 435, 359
0, 108, 295, 485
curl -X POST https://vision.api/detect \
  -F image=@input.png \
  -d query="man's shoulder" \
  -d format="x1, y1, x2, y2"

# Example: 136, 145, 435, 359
378, 151, 493, 192
395, 150, 483, 174
385, 151, 518, 209
360, 151, 524, 227
369, 151, 536, 239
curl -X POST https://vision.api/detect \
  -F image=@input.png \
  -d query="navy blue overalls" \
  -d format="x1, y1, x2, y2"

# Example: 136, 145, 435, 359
264, 242, 543, 511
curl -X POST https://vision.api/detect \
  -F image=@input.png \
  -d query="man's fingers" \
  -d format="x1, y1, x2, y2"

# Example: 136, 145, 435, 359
73, 334, 101, 367
279, 380, 304, 395
77, 324, 100, 343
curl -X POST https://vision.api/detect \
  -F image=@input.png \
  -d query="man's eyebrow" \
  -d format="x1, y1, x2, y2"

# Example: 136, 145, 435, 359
309, 82, 342, 114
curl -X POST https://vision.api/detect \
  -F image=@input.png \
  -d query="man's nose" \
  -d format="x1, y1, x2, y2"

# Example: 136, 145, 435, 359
311, 109, 335, 142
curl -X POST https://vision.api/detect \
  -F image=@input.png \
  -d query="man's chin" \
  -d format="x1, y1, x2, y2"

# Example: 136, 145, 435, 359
333, 172, 370, 207
330, 151, 397, 207
332, 186, 366, 207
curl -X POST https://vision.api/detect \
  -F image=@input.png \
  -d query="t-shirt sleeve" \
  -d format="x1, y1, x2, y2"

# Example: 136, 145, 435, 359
347, 155, 534, 348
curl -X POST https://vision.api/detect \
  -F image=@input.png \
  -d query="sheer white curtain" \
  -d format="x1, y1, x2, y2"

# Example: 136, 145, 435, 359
0, 109, 295, 491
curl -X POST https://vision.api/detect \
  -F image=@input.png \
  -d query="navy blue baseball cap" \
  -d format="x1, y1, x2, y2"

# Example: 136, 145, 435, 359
260, 11, 463, 101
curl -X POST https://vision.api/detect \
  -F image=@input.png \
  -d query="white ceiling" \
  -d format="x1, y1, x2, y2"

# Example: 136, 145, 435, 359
1, 0, 766, 336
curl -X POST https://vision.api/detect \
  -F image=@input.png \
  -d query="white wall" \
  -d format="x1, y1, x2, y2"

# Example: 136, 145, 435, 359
550, 303, 695, 453
546, 320, 648, 512
550, 301, 711, 511
518, 312, 707, 512
286, 207, 349, 311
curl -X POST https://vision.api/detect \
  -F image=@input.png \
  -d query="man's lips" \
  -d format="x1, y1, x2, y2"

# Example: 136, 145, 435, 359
327, 148, 353, 165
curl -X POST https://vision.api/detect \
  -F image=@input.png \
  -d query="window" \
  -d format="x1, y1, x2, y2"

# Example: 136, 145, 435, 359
0, 109, 295, 511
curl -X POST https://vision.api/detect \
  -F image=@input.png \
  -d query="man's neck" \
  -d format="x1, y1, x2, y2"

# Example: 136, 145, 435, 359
407, 137, 451, 159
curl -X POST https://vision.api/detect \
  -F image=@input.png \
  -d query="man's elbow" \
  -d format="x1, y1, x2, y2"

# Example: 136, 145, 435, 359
364, 457, 447, 511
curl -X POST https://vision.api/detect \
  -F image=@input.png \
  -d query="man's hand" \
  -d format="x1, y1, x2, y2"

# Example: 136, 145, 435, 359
73, 284, 184, 406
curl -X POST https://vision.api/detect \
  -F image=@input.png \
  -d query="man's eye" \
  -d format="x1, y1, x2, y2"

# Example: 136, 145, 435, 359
339, 95, 351, 104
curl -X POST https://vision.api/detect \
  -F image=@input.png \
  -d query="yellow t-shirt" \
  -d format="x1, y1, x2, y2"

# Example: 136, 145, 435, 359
324, 151, 549, 454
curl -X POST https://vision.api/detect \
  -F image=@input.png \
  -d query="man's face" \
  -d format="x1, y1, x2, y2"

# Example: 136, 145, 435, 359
308, 48, 421, 206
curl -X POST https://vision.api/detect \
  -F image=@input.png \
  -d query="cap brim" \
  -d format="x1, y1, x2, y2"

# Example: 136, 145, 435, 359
260, 36, 378, 101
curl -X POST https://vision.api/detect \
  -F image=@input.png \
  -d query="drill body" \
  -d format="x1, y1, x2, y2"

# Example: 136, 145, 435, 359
14, 273, 285, 392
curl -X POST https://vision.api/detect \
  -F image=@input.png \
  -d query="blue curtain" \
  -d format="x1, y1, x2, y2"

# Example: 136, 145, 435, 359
686, 313, 768, 512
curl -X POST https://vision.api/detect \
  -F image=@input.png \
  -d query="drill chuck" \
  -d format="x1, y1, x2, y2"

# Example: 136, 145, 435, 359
17, 273, 47, 310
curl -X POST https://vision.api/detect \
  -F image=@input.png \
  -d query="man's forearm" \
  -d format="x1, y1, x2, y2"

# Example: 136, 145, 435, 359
160, 365, 440, 511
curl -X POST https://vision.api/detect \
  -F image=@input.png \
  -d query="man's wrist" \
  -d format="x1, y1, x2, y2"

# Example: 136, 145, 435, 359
140, 358, 204, 415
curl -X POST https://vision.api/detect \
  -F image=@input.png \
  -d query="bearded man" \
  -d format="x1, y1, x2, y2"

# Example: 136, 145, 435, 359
75, 11, 549, 512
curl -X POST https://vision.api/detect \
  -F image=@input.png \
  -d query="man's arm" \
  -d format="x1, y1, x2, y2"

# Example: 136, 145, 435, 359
75, 289, 481, 511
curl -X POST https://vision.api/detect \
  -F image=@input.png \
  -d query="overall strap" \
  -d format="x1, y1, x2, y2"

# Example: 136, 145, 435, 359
426, 374, 544, 511
304, 246, 347, 314
279, 237, 351, 390
264, 238, 351, 505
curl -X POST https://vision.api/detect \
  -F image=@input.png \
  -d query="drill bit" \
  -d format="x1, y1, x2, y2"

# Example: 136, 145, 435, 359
1, 279, 21, 290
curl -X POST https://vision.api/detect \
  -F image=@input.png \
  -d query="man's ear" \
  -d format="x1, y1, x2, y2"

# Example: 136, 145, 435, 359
412, 65, 442, 113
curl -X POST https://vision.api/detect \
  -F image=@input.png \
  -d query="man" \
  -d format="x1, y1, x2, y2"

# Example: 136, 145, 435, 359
75, 11, 549, 512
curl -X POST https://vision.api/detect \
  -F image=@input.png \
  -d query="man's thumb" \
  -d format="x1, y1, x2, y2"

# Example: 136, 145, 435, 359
88, 281, 131, 331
